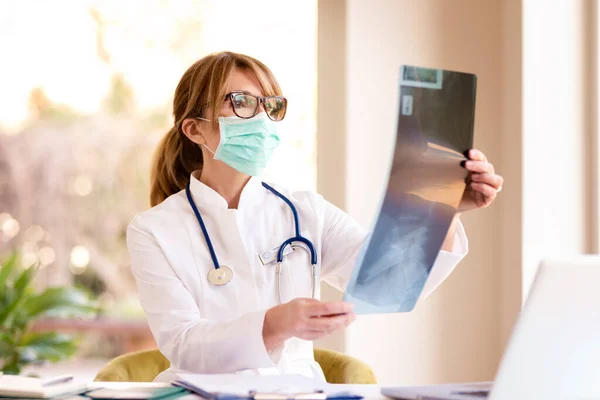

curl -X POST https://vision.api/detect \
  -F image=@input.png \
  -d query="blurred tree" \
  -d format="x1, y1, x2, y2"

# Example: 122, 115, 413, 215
104, 74, 135, 115
28, 87, 78, 122
1, 0, 212, 315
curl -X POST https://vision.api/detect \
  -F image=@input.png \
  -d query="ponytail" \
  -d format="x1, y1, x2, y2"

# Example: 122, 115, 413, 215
149, 126, 203, 207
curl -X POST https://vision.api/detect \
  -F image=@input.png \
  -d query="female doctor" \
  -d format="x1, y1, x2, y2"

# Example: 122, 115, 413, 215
127, 51, 503, 382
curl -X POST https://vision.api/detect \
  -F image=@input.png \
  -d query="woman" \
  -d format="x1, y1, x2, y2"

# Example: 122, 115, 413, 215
127, 51, 503, 382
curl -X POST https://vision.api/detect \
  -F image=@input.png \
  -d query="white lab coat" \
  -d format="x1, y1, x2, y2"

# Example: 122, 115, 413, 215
126, 172, 468, 382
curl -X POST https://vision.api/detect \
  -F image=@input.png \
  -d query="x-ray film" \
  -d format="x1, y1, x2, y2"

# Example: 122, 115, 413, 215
343, 66, 477, 314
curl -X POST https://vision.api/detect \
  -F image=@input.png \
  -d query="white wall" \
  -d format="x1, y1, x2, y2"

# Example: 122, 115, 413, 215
522, 0, 594, 297
315, 0, 348, 353
498, 0, 525, 351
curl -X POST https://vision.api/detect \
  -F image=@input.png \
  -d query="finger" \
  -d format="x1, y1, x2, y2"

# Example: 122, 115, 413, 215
464, 160, 495, 174
468, 149, 488, 162
303, 314, 352, 332
469, 182, 498, 200
308, 301, 354, 317
470, 173, 504, 190
300, 331, 329, 341
302, 327, 346, 341
344, 312, 357, 326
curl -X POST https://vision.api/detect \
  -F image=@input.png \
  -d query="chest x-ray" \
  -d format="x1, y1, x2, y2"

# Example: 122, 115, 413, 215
343, 66, 477, 314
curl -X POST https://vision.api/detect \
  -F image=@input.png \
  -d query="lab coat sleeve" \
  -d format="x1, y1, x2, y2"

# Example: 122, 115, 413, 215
319, 200, 468, 299
127, 214, 277, 374
420, 217, 469, 298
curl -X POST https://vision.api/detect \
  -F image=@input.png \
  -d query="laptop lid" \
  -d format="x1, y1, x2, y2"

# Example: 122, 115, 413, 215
490, 256, 600, 399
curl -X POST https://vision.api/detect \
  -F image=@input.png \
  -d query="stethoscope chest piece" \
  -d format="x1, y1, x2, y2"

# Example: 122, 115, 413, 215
208, 266, 233, 286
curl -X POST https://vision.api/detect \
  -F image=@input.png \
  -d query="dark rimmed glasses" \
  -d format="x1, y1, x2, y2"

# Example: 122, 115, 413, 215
225, 91, 287, 121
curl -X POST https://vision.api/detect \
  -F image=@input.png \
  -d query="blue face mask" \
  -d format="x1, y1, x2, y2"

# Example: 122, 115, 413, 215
201, 113, 281, 176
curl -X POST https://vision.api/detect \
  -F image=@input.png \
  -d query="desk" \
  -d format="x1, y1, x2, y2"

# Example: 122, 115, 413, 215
89, 382, 386, 400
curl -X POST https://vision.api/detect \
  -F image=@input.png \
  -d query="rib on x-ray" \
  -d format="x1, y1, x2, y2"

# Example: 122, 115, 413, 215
343, 66, 477, 314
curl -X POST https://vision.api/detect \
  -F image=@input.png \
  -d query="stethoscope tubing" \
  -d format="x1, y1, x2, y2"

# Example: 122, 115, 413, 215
186, 180, 318, 303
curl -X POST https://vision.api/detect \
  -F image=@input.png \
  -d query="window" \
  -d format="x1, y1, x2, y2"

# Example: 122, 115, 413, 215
0, 0, 316, 356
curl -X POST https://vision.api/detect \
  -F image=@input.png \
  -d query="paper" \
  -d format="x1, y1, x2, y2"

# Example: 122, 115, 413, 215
0, 374, 87, 398
174, 374, 325, 395
86, 386, 187, 399
344, 65, 477, 314
172, 374, 358, 399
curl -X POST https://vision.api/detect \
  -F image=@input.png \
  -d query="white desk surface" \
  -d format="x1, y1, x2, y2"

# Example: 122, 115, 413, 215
89, 382, 387, 400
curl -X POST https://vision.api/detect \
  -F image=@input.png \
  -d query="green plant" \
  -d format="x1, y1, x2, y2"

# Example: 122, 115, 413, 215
0, 252, 99, 374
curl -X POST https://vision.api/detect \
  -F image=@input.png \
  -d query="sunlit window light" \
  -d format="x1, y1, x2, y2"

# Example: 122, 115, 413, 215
39, 246, 56, 267
1, 214, 20, 239
70, 245, 90, 274
21, 251, 39, 269
0, 213, 11, 225
72, 175, 93, 197
23, 225, 45, 242
22, 241, 38, 253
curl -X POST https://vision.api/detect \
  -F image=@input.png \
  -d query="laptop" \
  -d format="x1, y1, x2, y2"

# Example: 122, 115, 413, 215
381, 256, 600, 399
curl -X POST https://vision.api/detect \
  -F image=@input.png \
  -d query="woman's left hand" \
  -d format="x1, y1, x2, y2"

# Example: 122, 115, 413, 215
459, 149, 503, 213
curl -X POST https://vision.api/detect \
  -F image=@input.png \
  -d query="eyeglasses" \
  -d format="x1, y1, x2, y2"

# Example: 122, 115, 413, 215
225, 91, 287, 121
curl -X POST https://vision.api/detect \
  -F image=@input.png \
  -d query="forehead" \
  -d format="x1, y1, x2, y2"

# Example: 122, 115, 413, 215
226, 68, 264, 96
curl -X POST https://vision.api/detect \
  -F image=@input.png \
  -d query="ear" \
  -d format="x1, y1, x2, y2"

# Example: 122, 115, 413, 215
181, 118, 207, 145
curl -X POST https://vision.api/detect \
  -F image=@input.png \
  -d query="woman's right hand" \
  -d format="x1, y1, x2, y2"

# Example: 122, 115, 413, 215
262, 298, 356, 351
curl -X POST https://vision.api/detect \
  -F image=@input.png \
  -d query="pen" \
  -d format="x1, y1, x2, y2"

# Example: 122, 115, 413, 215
41, 375, 74, 386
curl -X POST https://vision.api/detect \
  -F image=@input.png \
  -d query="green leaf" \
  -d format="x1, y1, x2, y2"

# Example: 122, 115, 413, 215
2, 362, 21, 375
14, 265, 37, 295
0, 332, 16, 358
17, 332, 77, 363
0, 289, 29, 328
0, 253, 18, 289
0, 286, 15, 316
23, 287, 99, 319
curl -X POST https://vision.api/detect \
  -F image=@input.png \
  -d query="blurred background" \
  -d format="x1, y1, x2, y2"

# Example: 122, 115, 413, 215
0, 0, 598, 387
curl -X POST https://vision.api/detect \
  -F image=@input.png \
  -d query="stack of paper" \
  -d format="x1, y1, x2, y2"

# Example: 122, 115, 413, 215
0, 374, 87, 399
172, 374, 362, 400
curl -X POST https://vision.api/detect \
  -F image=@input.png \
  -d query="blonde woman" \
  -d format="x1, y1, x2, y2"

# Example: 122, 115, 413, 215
127, 51, 503, 381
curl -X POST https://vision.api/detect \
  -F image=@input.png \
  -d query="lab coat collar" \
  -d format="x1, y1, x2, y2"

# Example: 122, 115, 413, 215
188, 171, 264, 211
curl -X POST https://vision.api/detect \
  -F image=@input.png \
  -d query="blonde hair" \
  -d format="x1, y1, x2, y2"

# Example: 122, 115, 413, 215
149, 51, 283, 207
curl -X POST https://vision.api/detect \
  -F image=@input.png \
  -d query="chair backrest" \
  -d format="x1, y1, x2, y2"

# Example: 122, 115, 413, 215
313, 348, 377, 384
94, 349, 170, 383
94, 348, 376, 384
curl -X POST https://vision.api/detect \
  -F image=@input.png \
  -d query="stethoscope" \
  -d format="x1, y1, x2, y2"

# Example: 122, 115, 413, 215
185, 181, 318, 304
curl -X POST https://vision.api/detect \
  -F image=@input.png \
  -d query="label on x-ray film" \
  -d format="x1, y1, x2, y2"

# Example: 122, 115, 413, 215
402, 95, 413, 116
258, 244, 294, 265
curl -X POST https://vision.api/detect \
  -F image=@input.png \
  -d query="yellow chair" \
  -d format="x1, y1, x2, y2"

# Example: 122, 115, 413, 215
94, 348, 376, 384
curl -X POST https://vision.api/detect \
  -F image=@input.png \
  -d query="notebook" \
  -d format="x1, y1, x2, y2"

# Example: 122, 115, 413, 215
0, 374, 87, 399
